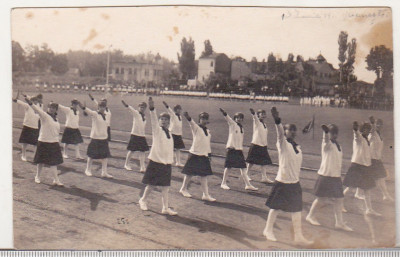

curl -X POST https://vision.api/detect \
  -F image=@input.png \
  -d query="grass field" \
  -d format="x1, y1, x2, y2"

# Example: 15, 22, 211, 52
13, 90, 395, 165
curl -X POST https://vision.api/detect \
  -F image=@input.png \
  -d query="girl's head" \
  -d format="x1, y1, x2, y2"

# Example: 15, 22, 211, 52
199, 112, 210, 126
138, 102, 147, 113
360, 122, 372, 136
31, 97, 39, 104
159, 112, 170, 128
71, 99, 79, 108
100, 98, 108, 104
328, 124, 339, 140
36, 94, 43, 103
376, 119, 383, 131
98, 101, 107, 113
173, 104, 182, 115
257, 109, 267, 120
47, 102, 59, 114
284, 123, 297, 139
234, 112, 244, 124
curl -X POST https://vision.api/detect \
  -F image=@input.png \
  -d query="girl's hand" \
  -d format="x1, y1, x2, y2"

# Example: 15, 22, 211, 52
148, 97, 154, 110
249, 108, 255, 115
219, 108, 227, 116
183, 111, 191, 120
121, 100, 129, 108
162, 101, 169, 108
271, 107, 279, 119
321, 124, 329, 133
353, 121, 359, 131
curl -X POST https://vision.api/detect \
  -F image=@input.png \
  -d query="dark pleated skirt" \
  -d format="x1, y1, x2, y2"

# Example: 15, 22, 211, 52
370, 159, 387, 179
182, 153, 212, 177
127, 135, 149, 152
61, 127, 84, 144
266, 181, 302, 212
343, 163, 376, 190
172, 134, 185, 149
87, 139, 111, 159
314, 175, 344, 198
107, 126, 111, 141
246, 144, 272, 165
225, 149, 247, 168
19, 126, 39, 145
33, 141, 63, 166
142, 160, 172, 186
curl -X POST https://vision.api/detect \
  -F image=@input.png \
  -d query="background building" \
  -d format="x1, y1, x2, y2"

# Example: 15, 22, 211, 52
198, 53, 231, 83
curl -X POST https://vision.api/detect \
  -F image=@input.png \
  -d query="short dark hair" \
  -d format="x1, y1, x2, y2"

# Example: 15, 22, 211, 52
284, 123, 297, 131
138, 102, 147, 108
159, 112, 171, 120
173, 105, 182, 112
199, 112, 209, 120
234, 112, 244, 120
257, 109, 266, 116
328, 124, 339, 134
48, 102, 59, 110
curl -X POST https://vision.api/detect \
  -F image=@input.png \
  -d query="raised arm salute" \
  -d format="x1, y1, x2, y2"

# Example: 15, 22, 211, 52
219, 108, 258, 191
139, 97, 177, 216
13, 91, 40, 161
25, 97, 64, 186
263, 107, 313, 246
179, 111, 216, 202
122, 100, 149, 172
163, 101, 185, 167
89, 94, 111, 141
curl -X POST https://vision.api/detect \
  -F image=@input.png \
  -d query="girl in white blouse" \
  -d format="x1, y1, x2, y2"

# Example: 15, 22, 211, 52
264, 107, 313, 246
79, 101, 113, 179
122, 100, 149, 173
219, 108, 258, 191
306, 124, 353, 231
59, 99, 84, 159
163, 102, 185, 167
245, 108, 273, 183
25, 98, 64, 186
139, 97, 177, 216
179, 111, 216, 202
13, 91, 40, 162
89, 94, 112, 141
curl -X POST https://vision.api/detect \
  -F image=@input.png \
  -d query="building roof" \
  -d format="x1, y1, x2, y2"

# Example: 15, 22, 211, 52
199, 52, 226, 59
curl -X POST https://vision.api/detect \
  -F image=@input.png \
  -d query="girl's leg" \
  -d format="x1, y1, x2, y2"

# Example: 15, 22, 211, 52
261, 165, 274, 183
75, 144, 83, 159
51, 166, 63, 186
292, 211, 313, 245
139, 185, 152, 210
333, 198, 353, 231
179, 175, 192, 197
377, 178, 393, 201
139, 152, 146, 172
21, 143, 27, 161
63, 143, 69, 158
263, 209, 279, 241
245, 163, 253, 181
101, 158, 112, 178
221, 168, 230, 190
124, 151, 133, 170
240, 168, 258, 191
161, 187, 177, 215
35, 163, 43, 183
306, 197, 322, 226
201, 176, 216, 201
355, 188, 365, 200
364, 189, 382, 216
175, 150, 183, 166
85, 157, 93, 176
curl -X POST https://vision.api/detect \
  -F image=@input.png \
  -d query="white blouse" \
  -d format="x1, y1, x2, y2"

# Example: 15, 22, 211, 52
147, 109, 174, 165
224, 114, 244, 150
30, 104, 60, 143
128, 106, 146, 137
188, 119, 211, 157
167, 107, 183, 136
85, 107, 108, 140
317, 132, 343, 177
250, 113, 268, 147
94, 99, 111, 126
351, 130, 371, 166
59, 104, 80, 129
369, 129, 383, 160
16, 100, 39, 129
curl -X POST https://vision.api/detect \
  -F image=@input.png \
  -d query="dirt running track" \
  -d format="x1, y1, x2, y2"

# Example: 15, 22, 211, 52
12, 125, 396, 250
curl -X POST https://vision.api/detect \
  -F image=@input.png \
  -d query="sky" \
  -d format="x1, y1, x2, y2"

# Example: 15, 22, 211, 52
11, 6, 392, 83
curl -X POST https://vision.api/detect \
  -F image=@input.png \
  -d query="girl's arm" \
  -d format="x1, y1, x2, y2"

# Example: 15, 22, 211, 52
58, 104, 70, 114
149, 97, 160, 135
219, 108, 235, 126
89, 93, 98, 105
163, 101, 175, 117
26, 98, 48, 120
183, 111, 198, 133
321, 125, 331, 151
353, 121, 362, 144
271, 107, 286, 148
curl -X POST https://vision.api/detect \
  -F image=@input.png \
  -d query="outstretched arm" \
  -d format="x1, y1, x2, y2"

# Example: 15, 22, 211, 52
321, 124, 332, 151
271, 107, 285, 146
88, 93, 98, 105
163, 101, 175, 116
184, 111, 198, 133
25, 97, 47, 120
148, 97, 159, 134
219, 108, 235, 125
353, 121, 362, 143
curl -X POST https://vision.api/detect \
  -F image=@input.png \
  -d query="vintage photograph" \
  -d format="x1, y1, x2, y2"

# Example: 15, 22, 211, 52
11, 6, 395, 249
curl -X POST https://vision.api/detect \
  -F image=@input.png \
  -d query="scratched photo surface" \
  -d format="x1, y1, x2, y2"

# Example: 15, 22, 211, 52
11, 6, 394, 249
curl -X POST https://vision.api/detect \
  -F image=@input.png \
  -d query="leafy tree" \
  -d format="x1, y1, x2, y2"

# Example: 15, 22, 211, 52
267, 53, 276, 73
287, 53, 294, 63
201, 39, 213, 57
12, 41, 25, 72
296, 55, 304, 63
338, 31, 348, 83
177, 37, 196, 80
50, 54, 69, 75
366, 45, 393, 79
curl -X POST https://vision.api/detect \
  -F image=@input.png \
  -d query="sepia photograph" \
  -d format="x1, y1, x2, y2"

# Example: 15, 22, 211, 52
10, 5, 395, 250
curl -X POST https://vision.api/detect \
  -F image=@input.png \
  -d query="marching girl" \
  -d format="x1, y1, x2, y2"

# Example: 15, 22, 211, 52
263, 107, 313, 245
79, 101, 113, 178
24, 97, 64, 186
89, 94, 111, 141
121, 100, 149, 173
342, 121, 381, 216
13, 92, 40, 161
179, 111, 216, 202
139, 97, 177, 215
219, 108, 258, 191
59, 99, 84, 159
369, 117, 393, 201
163, 101, 185, 167
245, 108, 274, 183
306, 124, 353, 231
